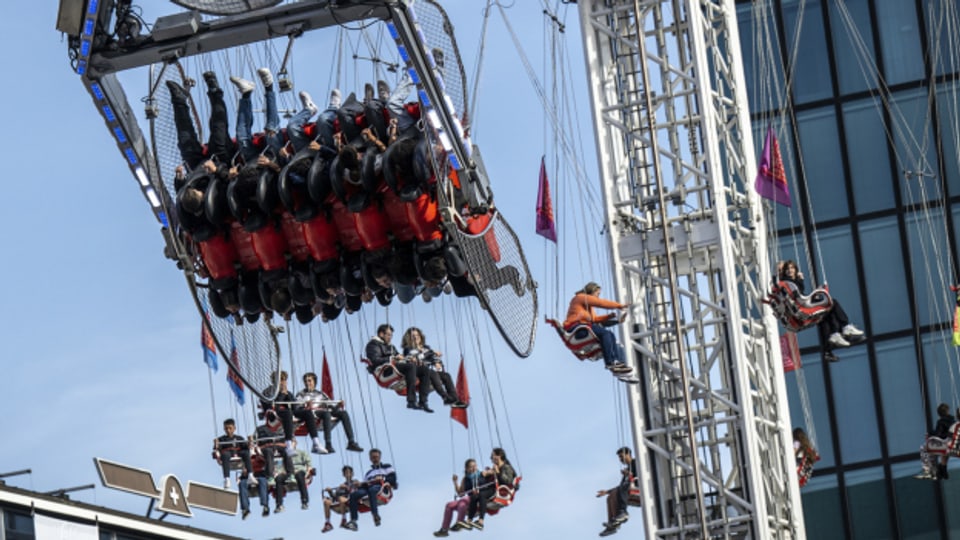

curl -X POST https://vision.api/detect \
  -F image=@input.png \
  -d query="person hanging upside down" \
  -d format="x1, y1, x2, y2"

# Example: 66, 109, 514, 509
598, 447, 638, 537
434, 458, 481, 537
230, 67, 284, 164
563, 282, 632, 374
401, 327, 468, 410
344, 448, 397, 531
919, 403, 957, 480
776, 260, 864, 349
322, 465, 360, 532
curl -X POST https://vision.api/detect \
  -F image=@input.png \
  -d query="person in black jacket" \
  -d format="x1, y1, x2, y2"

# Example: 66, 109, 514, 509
598, 447, 638, 537
921, 403, 958, 480
213, 418, 256, 490
261, 371, 325, 456
365, 324, 433, 412
777, 260, 864, 349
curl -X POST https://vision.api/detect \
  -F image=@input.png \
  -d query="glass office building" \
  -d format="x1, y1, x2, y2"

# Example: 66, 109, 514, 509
735, 0, 960, 538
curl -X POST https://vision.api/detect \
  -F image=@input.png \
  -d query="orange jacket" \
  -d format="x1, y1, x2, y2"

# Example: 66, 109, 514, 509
563, 293, 625, 329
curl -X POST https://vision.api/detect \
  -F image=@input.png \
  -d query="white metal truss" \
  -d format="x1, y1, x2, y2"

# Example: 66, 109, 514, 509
578, 1, 804, 538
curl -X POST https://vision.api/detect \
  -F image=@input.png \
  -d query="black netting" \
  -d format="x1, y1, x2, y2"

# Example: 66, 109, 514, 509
454, 211, 538, 357
411, 0, 469, 122
194, 284, 282, 402
169, 0, 283, 16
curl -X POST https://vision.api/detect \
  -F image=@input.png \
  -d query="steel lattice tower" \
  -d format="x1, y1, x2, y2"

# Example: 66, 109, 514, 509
577, 1, 805, 538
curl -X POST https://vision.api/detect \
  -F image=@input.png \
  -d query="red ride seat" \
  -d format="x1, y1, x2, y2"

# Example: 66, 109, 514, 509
764, 281, 833, 332
485, 476, 521, 516
545, 318, 603, 362
360, 358, 409, 396
357, 482, 394, 513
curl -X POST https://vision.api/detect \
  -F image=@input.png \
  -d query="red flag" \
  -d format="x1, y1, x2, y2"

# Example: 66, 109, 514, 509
754, 127, 792, 207
535, 156, 558, 242
321, 352, 334, 399
780, 333, 801, 373
451, 357, 470, 429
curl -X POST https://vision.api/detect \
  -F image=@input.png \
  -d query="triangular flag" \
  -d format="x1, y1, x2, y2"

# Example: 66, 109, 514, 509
450, 357, 470, 429
226, 330, 245, 406
754, 126, 792, 207
201, 305, 218, 372
321, 352, 334, 399
535, 156, 558, 242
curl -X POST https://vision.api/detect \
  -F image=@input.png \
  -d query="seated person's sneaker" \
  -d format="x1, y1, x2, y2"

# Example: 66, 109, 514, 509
322, 522, 333, 533
842, 324, 864, 338
827, 333, 850, 348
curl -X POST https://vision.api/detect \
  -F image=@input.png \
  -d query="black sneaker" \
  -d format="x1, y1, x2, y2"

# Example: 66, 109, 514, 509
420, 403, 435, 413
301, 501, 309, 510
343, 521, 358, 531
346, 441, 364, 452
261, 505, 270, 517
433, 529, 449, 537
599, 525, 619, 537
374, 514, 382, 527
241, 508, 250, 520
166, 80, 189, 102
407, 402, 421, 410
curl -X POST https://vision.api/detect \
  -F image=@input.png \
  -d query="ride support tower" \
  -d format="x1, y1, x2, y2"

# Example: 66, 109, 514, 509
577, 1, 804, 538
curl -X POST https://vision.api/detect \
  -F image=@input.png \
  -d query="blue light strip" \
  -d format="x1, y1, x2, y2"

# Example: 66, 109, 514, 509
76, 0, 100, 75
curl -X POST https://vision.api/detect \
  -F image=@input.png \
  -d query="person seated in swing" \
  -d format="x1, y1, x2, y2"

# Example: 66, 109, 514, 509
365, 324, 434, 412
401, 327, 467, 409
212, 418, 257, 489
793, 428, 818, 488
776, 260, 864, 349
274, 441, 313, 512
295, 371, 364, 453
434, 458, 481, 537
920, 403, 957, 480
322, 465, 360, 532
253, 416, 287, 487
344, 448, 397, 531
261, 370, 325, 456
563, 282, 632, 373
465, 447, 515, 531
598, 446, 638, 537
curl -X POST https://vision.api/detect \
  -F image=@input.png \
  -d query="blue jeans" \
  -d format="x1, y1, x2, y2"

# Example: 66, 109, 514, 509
592, 324, 623, 367
238, 477, 270, 511
348, 484, 381, 521
387, 76, 418, 138
238, 90, 282, 163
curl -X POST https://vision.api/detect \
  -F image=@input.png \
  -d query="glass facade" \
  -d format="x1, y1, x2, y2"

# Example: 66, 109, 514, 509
737, 0, 960, 537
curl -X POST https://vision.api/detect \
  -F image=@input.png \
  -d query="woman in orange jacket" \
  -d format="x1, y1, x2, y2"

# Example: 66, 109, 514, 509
563, 282, 631, 372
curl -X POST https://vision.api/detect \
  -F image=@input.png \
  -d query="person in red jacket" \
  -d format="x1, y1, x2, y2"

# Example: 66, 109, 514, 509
563, 282, 631, 373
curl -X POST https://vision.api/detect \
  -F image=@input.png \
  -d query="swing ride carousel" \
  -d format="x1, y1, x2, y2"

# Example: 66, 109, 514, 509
61, 0, 539, 405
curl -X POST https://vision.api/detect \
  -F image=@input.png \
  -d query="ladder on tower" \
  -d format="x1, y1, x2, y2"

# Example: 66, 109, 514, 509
577, 1, 805, 538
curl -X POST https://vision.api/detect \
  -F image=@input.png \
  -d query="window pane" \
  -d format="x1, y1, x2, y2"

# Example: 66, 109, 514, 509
814, 225, 864, 332
846, 467, 893, 539
922, 331, 960, 415
892, 462, 941, 540
801, 474, 845, 540
940, 459, 960, 537
875, 338, 925, 457
858, 218, 910, 333
785, 353, 835, 467
940, 84, 960, 197
843, 98, 895, 213
738, 4, 786, 114
892, 90, 941, 205
796, 109, 848, 222
875, 0, 924, 85
828, 0, 877, 95
830, 346, 881, 463
924, 2, 958, 77
905, 210, 952, 327
782, 0, 833, 103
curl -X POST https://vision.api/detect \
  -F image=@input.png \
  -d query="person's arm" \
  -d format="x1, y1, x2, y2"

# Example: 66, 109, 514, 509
581, 295, 628, 311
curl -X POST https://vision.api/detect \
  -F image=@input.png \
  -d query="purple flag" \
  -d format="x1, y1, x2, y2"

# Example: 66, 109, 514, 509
754, 127, 792, 207
536, 156, 558, 242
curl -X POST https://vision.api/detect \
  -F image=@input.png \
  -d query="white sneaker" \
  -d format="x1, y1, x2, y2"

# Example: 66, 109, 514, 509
229, 76, 255, 95
299, 91, 318, 115
842, 324, 864, 338
827, 333, 850, 348
312, 442, 329, 455
329, 88, 342, 109
223, 478, 231, 489
257, 67, 273, 88
284, 440, 296, 456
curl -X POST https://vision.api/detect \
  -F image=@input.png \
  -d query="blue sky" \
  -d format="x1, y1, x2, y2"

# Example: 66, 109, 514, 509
0, 2, 640, 539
